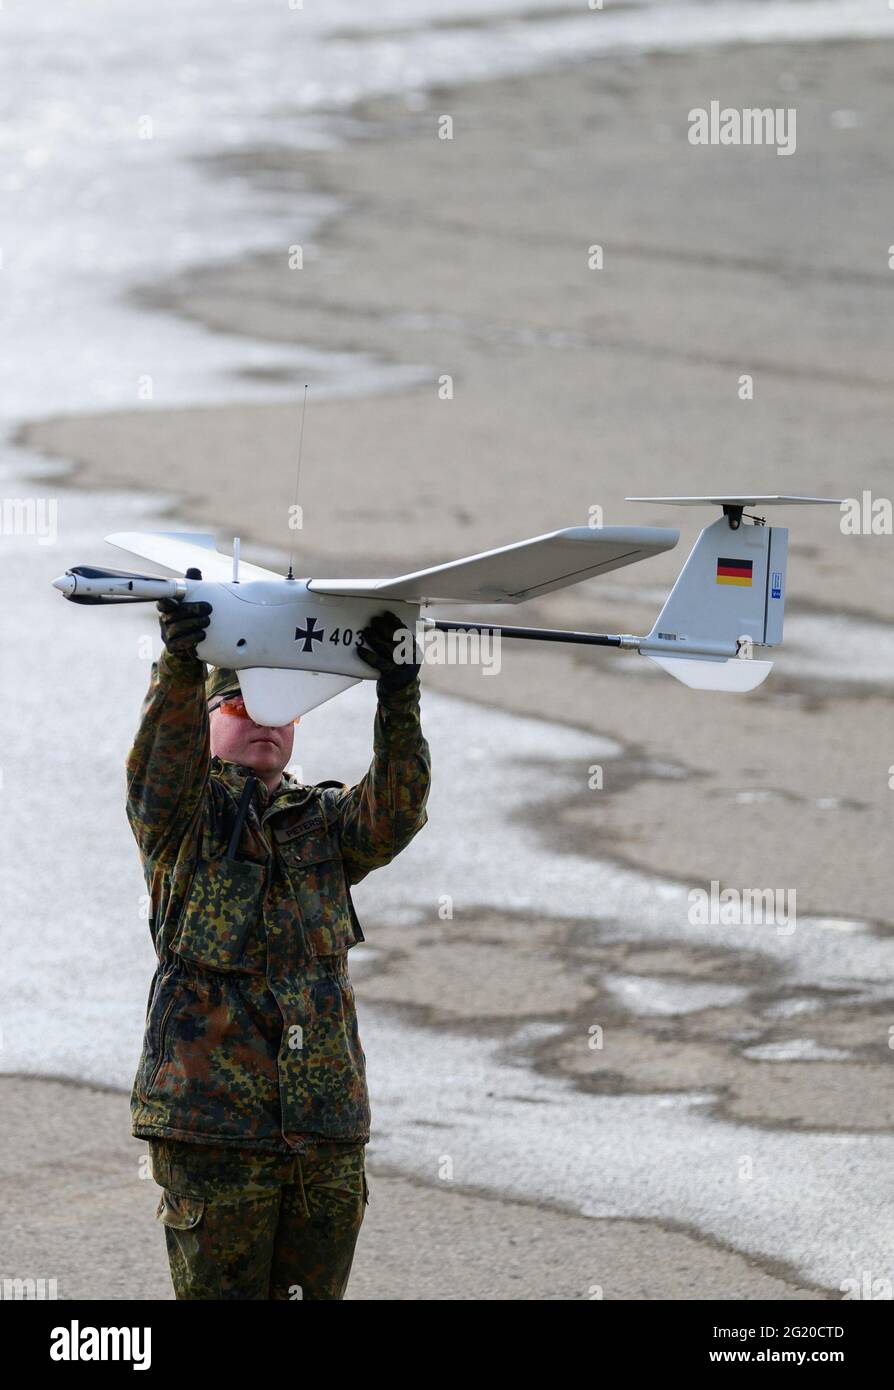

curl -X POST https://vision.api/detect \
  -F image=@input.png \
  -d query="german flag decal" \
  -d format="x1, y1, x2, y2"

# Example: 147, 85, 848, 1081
716, 557, 753, 586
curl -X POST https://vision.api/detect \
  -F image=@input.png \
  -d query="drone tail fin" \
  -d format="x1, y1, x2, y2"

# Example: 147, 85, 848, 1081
639, 517, 788, 691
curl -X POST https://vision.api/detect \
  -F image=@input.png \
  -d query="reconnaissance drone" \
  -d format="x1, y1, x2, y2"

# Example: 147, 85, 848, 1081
52, 496, 839, 725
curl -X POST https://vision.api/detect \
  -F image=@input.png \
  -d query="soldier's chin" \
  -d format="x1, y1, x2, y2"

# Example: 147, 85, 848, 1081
243, 741, 281, 772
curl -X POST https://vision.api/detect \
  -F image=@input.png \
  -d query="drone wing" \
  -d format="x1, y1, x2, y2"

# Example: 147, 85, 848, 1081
309, 526, 678, 605
106, 532, 281, 583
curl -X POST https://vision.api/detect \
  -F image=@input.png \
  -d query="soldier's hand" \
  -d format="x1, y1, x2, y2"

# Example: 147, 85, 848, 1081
157, 597, 213, 655
357, 610, 421, 695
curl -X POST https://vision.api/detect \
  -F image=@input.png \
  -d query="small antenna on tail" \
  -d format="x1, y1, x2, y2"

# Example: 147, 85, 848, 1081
286, 384, 309, 581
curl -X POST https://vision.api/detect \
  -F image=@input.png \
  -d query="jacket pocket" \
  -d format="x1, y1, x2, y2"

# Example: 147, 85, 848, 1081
272, 815, 334, 863
275, 823, 357, 957
138, 967, 180, 1098
293, 970, 371, 1139
146, 991, 176, 1092
345, 883, 365, 944
170, 857, 266, 972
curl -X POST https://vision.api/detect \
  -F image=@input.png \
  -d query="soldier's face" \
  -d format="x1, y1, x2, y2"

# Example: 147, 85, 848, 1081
209, 703, 298, 777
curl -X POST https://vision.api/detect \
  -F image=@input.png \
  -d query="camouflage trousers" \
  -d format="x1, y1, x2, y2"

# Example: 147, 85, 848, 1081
149, 1139, 368, 1300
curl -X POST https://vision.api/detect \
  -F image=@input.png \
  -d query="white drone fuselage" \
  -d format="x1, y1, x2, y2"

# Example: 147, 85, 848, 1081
192, 578, 418, 723
51, 497, 841, 722
189, 578, 417, 678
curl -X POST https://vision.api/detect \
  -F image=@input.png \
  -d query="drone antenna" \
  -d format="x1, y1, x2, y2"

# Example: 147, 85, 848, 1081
286, 383, 309, 581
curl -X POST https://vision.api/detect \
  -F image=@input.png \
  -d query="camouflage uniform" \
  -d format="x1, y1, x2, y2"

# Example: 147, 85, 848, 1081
126, 645, 430, 1298
151, 1140, 368, 1300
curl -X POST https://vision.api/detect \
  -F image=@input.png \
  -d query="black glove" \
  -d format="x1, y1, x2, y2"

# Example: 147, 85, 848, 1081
157, 598, 212, 656
357, 610, 421, 695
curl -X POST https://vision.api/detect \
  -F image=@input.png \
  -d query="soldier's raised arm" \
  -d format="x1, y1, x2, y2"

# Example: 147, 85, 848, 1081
320, 611, 431, 884
125, 599, 213, 869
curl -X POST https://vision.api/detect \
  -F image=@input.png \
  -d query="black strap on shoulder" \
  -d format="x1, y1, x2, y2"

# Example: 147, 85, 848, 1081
227, 775, 257, 860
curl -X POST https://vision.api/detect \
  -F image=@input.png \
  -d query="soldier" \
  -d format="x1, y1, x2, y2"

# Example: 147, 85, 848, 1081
126, 598, 431, 1300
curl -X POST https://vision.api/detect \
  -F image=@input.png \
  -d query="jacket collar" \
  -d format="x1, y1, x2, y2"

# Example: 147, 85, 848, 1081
211, 756, 318, 816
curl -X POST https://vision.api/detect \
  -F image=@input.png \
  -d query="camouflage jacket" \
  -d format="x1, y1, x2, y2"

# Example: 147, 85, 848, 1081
126, 647, 431, 1153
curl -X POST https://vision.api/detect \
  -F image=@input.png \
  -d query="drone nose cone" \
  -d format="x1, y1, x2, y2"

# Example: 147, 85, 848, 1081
52, 572, 75, 595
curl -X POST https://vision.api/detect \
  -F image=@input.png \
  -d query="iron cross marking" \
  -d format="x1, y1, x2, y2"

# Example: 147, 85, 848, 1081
295, 615, 325, 653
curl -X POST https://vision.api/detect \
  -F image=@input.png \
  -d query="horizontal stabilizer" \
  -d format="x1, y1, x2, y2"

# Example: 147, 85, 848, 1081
646, 654, 773, 692
309, 526, 678, 605
627, 495, 842, 507
106, 532, 281, 583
